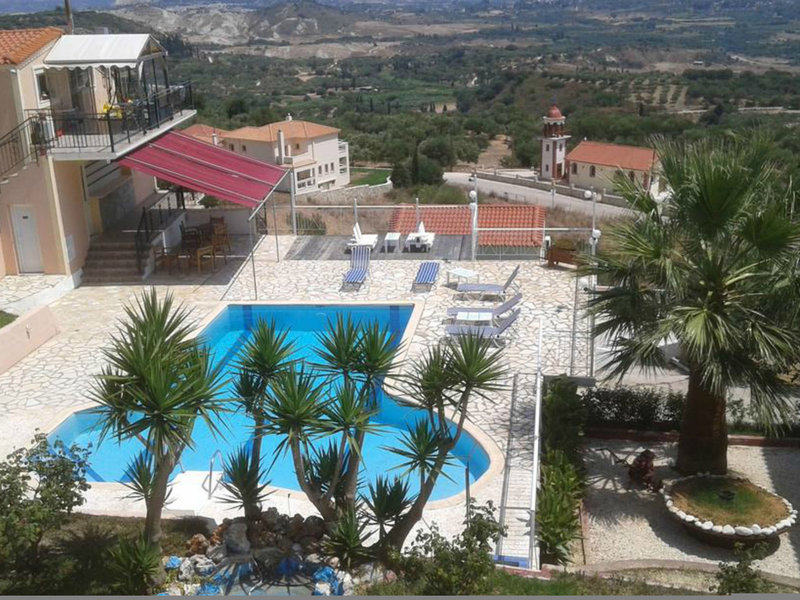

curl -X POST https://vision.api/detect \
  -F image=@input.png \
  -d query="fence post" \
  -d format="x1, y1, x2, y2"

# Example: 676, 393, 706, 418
470, 201, 478, 261
105, 111, 115, 154
353, 197, 358, 225
290, 173, 297, 235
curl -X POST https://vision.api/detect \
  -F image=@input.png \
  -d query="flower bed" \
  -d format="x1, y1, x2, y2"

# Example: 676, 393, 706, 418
662, 475, 796, 547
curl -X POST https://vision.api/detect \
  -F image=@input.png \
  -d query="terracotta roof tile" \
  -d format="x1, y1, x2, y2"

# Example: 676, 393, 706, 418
182, 123, 229, 145
566, 140, 658, 172
389, 204, 546, 247
225, 119, 339, 143
0, 27, 62, 66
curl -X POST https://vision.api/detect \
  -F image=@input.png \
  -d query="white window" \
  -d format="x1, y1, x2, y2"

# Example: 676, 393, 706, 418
35, 70, 50, 104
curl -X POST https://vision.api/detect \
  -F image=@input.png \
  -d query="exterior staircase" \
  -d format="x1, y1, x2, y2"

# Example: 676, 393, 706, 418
81, 234, 146, 285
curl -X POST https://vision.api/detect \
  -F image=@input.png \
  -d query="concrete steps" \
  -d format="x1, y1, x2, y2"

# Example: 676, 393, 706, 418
81, 236, 144, 285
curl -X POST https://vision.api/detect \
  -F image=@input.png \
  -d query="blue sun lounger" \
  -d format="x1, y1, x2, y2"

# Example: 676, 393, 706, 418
412, 261, 439, 291
343, 245, 370, 290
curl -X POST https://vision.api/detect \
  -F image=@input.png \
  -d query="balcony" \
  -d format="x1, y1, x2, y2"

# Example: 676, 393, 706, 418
25, 82, 195, 161
280, 153, 315, 167
338, 141, 348, 155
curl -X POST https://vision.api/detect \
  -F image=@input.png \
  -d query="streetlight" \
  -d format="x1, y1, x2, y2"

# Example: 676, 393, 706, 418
583, 187, 598, 235
469, 189, 478, 261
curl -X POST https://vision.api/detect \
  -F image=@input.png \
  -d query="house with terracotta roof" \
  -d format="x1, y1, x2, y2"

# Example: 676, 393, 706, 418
217, 115, 349, 194
0, 28, 196, 282
565, 140, 661, 195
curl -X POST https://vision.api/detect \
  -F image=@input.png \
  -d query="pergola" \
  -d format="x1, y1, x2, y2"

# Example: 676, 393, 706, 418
119, 130, 289, 296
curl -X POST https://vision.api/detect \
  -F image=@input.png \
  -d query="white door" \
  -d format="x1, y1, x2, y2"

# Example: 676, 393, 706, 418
11, 206, 44, 273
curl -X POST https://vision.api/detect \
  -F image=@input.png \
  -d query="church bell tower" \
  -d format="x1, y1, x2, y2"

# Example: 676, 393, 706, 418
540, 103, 569, 181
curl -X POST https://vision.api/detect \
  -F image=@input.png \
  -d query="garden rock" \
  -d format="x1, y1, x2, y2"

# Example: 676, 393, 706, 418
338, 571, 354, 595
304, 515, 326, 539
734, 526, 753, 536
253, 546, 283, 570
712, 525, 723, 533
751, 524, 762, 534
164, 556, 182, 571
184, 583, 201, 595
224, 522, 251, 554
313, 582, 333, 596
722, 525, 735, 535
187, 533, 210, 556
207, 544, 227, 563
178, 558, 195, 582
190, 554, 216, 576
262, 507, 280, 529
289, 514, 306, 539
700, 521, 713, 530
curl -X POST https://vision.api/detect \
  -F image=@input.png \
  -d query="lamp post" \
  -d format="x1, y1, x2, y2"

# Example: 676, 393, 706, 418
583, 187, 597, 235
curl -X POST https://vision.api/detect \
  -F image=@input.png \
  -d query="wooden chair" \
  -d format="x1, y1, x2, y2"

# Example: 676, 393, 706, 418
195, 245, 215, 272
157, 244, 182, 275
211, 230, 229, 263
212, 222, 231, 254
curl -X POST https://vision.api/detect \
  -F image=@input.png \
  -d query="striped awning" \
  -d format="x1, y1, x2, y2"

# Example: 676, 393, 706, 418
118, 131, 287, 209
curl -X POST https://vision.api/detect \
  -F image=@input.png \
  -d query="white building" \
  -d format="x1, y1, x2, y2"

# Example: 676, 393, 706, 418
539, 103, 570, 181
187, 115, 350, 194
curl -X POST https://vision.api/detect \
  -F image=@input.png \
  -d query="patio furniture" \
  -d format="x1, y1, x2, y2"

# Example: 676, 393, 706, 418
343, 245, 371, 290
447, 293, 522, 322
446, 267, 479, 286
384, 231, 401, 254
412, 261, 439, 292
211, 230, 229, 264
404, 221, 436, 252
195, 245, 215, 272
457, 264, 521, 299
347, 223, 378, 250
211, 219, 231, 253
445, 308, 521, 347
156, 244, 182, 275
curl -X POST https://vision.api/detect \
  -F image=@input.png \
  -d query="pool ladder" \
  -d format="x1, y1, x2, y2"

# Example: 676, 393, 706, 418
203, 449, 224, 499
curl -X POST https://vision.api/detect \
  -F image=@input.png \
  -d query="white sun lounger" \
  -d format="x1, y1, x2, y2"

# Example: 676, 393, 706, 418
347, 223, 378, 250
457, 265, 521, 299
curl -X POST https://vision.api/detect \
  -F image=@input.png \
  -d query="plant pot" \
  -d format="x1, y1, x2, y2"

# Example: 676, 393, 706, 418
547, 246, 576, 267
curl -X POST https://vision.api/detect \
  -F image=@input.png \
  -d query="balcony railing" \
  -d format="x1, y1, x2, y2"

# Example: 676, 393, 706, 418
338, 141, 348, 155
25, 82, 193, 155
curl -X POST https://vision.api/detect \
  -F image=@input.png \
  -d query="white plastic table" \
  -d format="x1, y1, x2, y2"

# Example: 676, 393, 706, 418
384, 232, 401, 253
455, 311, 493, 324
447, 267, 479, 285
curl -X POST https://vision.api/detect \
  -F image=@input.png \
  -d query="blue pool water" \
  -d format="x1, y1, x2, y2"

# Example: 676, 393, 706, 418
49, 304, 490, 501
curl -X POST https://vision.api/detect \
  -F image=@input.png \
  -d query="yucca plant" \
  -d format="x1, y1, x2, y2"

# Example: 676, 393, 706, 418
122, 451, 172, 506
92, 289, 227, 550
221, 445, 271, 521
583, 134, 800, 474
323, 507, 372, 570
106, 534, 162, 595
232, 319, 294, 521
363, 475, 415, 539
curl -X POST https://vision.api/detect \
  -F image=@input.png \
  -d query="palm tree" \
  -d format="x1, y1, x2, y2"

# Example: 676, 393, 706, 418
92, 290, 226, 550
583, 134, 800, 474
226, 320, 295, 521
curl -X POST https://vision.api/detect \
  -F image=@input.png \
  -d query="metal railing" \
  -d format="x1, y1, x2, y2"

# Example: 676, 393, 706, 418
24, 81, 193, 154
134, 189, 186, 273
204, 449, 223, 499
0, 117, 40, 187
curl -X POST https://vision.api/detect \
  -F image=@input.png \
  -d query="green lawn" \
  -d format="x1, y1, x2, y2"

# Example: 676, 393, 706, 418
2, 513, 211, 595
368, 568, 699, 595
350, 168, 391, 187
0, 310, 17, 329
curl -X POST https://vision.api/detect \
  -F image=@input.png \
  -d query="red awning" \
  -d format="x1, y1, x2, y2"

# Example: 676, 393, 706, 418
119, 131, 287, 209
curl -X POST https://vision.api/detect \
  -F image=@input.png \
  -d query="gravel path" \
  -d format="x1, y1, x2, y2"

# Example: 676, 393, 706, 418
582, 440, 800, 579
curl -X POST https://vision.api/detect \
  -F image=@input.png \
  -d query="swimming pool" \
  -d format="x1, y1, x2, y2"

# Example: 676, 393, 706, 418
49, 303, 490, 501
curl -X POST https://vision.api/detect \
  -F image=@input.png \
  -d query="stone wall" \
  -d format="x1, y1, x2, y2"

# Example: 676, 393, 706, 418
298, 180, 392, 205
475, 171, 629, 209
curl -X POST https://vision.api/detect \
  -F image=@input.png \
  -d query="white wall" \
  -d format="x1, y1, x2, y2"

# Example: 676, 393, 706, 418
568, 161, 660, 196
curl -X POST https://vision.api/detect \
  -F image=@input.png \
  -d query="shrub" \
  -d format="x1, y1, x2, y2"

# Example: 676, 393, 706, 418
581, 387, 684, 431
713, 543, 774, 595
396, 500, 505, 596
107, 535, 162, 595
323, 507, 372, 570
0, 434, 89, 575
536, 450, 583, 565
542, 377, 586, 465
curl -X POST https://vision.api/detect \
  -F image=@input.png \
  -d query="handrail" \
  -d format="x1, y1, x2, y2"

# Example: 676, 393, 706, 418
205, 449, 224, 499
134, 189, 186, 273
0, 118, 40, 188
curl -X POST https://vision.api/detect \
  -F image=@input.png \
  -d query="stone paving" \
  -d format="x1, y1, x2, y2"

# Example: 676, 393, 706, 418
0, 233, 591, 560
0, 274, 69, 313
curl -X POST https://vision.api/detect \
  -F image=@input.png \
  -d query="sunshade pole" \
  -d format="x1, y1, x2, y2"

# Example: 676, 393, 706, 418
271, 202, 280, 262
290, 174, 297, 235
249, 217, 257, 300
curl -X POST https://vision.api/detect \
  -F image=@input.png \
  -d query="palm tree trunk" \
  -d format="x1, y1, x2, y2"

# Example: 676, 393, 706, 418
145, 454, 175, 551
676, 368, 728, 474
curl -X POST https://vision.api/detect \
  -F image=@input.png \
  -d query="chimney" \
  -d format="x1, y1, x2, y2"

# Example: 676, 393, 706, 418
277, 129, 286, 164
286, 113, 293, 122
64, 0, 74, 33
211, 130, 219, 146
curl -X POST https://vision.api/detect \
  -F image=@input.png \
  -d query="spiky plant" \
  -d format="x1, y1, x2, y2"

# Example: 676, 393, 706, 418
92, 289, 226, 550
220, 445, 271, 521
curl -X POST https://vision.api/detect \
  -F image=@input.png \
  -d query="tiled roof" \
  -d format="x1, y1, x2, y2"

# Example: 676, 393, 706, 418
566, 140, 658, 172
182, 123, 229, 145
389, 204, 546, 247
225, 120, 340, 143
0, 27, 62, 65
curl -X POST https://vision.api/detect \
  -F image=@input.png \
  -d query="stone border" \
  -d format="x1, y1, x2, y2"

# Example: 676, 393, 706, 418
662, 475, 797, 541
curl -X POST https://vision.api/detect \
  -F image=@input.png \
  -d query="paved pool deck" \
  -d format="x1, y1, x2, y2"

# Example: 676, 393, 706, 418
0, 234, 589, 566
